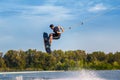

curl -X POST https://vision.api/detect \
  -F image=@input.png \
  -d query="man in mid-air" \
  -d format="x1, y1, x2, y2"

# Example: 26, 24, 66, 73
49, 24, 64, 45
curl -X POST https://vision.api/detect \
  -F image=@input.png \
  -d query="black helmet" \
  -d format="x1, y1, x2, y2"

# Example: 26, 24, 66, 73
49, 24, 54, 28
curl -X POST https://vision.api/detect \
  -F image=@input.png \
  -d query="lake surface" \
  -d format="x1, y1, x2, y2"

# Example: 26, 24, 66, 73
0, 70, 120, 80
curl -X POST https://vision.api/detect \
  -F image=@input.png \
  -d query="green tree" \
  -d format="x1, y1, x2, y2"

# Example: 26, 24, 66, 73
25, 49, 37, 68
106, 52, 114, 64
113, 61, 120, 69
114, 52, 120, 64
92, 51, 106, 61
0, 57, 6, 70
1, 49, 120, 71
4, 50, 26, 70
42, 53, 56, 70
4, 50, 18, 68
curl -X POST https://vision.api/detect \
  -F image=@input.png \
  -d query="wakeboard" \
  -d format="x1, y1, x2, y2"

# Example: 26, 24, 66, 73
43, 32, 51, 53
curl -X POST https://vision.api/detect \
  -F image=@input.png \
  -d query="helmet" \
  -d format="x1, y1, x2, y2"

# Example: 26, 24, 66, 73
49, 24, 54, 28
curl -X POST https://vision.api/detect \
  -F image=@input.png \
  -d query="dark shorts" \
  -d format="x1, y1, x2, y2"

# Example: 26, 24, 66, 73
53, 33, 61, 39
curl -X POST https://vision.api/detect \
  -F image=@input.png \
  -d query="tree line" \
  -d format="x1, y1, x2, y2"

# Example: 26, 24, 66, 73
0, 49, 120, 71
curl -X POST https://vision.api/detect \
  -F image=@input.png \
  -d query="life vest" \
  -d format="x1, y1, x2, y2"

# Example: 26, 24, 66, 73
53, 26, 60, 34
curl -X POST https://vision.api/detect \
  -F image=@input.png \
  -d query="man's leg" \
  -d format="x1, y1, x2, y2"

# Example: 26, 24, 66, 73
49, 33, 53, 45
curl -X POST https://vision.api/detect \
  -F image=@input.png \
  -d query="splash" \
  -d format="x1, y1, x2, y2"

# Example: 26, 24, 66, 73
16, 76, 23, 80
14, 70, 107, 80
53, 70, 106, 80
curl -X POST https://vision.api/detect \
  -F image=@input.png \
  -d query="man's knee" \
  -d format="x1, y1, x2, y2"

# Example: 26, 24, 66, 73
49, 33, 53, 37
49, 33, 53, 39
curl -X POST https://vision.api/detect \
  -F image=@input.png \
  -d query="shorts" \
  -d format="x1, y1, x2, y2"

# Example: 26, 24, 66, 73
52, 33, 61, 39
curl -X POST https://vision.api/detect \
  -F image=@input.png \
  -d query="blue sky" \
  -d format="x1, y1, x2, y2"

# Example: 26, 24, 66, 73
0, 0, 120, 53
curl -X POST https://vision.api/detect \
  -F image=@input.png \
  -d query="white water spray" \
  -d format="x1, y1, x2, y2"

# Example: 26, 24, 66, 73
16, 76, 23, 80
13, 70, 107, 80
53, 70, 106, 80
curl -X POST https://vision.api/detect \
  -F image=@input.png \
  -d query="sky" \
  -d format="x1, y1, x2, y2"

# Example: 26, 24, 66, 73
0, 0, 120, 53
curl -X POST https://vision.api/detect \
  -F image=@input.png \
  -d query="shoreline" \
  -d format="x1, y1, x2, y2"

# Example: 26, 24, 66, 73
0, 70, 120, 74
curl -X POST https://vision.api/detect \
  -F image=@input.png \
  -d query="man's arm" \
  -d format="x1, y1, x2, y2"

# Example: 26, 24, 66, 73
58, 26, 64, 33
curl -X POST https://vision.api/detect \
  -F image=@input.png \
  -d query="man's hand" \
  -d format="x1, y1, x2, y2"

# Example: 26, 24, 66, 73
58, 26, 64, 33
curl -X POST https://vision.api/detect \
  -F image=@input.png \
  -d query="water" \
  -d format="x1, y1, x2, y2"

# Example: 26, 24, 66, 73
0, 70, 120, 80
